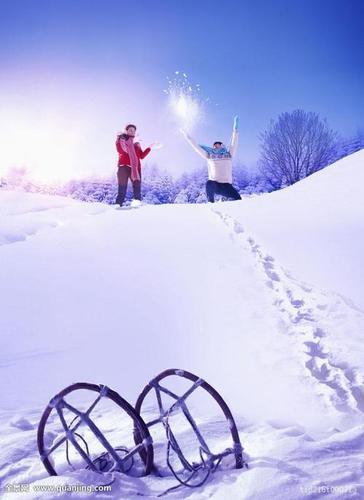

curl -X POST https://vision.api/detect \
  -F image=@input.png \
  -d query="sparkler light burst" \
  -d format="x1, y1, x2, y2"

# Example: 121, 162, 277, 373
164, 71, 206, 132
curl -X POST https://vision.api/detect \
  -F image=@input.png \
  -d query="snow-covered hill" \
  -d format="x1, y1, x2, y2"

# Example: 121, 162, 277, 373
223, 149, 364, 309
0, 151, 363, 499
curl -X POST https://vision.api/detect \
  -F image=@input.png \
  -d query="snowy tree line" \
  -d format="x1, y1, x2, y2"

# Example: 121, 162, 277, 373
0, 163, 268, 205
1, 110, 363, 204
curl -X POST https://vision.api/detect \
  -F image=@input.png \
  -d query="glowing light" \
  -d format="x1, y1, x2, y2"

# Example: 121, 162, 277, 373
176, 94, 188, 117
165, 72, 206, 132
0, 110, 81, 184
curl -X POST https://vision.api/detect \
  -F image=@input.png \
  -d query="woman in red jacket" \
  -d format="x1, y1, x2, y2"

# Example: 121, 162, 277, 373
115, 124, 153, 207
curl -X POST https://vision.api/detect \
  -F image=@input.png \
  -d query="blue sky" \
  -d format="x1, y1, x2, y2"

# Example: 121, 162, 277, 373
0, 0, 363, 178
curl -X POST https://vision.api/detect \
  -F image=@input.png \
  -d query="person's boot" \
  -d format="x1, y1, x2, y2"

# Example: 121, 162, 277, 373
115, 185, 126, 206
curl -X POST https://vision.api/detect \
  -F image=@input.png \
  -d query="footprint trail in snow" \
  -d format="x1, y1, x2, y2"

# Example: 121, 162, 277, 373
212, 207, 364, 419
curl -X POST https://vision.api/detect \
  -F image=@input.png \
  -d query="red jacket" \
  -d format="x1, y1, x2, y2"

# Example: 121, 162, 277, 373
116, 136, 151, 167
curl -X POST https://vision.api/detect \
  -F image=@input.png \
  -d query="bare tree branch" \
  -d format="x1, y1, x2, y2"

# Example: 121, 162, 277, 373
259, 110, 338, 188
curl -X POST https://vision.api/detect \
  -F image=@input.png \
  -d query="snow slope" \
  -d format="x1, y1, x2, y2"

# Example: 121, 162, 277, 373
0, 152, 363, 499
223, 149, 364, 309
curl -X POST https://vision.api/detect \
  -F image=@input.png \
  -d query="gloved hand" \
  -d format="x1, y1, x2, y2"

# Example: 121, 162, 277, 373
233, 115, 239, 131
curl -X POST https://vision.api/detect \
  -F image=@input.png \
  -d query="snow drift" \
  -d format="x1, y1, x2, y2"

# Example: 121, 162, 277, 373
0, 151, 363, 498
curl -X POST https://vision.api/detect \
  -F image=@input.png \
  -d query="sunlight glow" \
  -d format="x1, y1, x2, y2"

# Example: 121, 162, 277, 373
0, 111, 81, 184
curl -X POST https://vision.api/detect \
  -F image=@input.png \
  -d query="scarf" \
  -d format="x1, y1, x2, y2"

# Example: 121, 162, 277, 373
199, 145, 231, 158
119, 135, 140, 181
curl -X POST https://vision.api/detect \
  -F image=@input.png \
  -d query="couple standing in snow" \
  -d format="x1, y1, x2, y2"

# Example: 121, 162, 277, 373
115, 117, 241, 207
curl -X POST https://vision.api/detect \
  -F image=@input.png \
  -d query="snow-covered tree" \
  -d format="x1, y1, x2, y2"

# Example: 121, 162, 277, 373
334, 130, 364, 162
174, 189, 189, 204
4, 167, 28, 188
259, 110, 338, 188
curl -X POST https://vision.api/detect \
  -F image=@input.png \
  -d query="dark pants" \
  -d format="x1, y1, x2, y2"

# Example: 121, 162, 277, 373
116, 165, 141, 206
206, 180, 241, 203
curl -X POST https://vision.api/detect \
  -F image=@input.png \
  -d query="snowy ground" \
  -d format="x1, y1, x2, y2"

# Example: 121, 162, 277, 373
0, 151, 363, 499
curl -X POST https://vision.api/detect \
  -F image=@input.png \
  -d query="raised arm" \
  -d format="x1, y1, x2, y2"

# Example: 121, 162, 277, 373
180, 130, 208, 159
229, 116, 239, 157
139, 146, 151, 159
